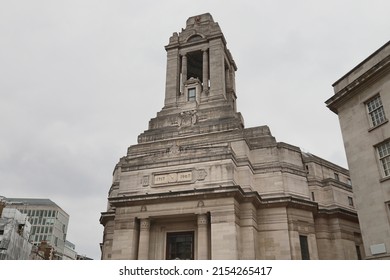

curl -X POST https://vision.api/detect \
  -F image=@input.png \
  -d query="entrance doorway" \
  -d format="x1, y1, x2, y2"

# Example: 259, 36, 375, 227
166, 231, 194, 260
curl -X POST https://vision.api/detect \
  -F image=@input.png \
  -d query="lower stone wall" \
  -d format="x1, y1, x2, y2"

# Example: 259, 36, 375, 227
314, 216, 363, 259
101, 193, 362, 260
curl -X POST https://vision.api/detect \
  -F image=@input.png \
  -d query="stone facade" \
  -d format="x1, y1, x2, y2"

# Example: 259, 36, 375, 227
100, 13, 362, 260
326, 40, 390, 259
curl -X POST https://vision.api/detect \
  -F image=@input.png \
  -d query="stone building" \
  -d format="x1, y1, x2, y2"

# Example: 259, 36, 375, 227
326, 40, 390, 259
100, 13, 362, 260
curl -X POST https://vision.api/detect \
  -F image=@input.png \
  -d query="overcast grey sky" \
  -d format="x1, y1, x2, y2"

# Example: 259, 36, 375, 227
1, 0, 389, 259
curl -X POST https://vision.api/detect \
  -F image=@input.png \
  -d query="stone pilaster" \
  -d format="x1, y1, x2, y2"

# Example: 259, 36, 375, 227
208, 39, 226, 99
164, 48, 180, 108
138, 218, 150, 260
111, 216, 139, 260
181, 54, 187, 93
210, 210, 239, 259
202, 50, 209, 91
197, 214, 209, 260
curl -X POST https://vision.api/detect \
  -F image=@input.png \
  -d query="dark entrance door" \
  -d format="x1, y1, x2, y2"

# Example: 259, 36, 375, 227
166, 231, 194, 260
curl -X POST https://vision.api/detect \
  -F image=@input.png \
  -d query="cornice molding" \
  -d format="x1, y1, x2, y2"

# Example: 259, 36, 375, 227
327, 54, 390, 113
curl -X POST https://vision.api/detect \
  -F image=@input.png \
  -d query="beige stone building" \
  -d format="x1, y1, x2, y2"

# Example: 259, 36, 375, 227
100, 13, 362, 260
326, 41, 390, 259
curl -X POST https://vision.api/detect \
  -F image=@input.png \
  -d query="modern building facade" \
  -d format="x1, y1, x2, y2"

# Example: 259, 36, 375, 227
63, 240, 77, 260
4, 197, 69, 259
326, 41, 390, 259
100, 13, 362, 260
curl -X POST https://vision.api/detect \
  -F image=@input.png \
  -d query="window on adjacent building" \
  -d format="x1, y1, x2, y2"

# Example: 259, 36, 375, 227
188, 88, 196, 101
377, 140, 390, 177
299, 235, 310, 260
366, 94, 386, 128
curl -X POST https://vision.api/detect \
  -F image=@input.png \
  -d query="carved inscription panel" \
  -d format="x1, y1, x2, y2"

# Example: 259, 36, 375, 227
154, 171, 192, 185
178, 171, 192, 182
152, 169, 206, 186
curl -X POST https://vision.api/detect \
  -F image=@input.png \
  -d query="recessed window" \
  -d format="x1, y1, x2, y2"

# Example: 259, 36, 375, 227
311, 192, 315, 201
166, 231, 194, 260
188, 88, 196, 101
186, 51, 203, 82
356, 245, 362, 260
366, 95, 386, 128
348, 196, 354, 206
334, 173, 339, 181
299, 235, 310, 260
377, 140, 390, 177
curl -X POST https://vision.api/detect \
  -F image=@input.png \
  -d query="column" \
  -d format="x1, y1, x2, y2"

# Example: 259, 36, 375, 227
197, 214, 209, 260
111, 217, 139, 259
202, 50, 209, 90
164, 48, 180, 108
208, 39, 226, 99
138, 218, 150, 260
181, 54, 187, 93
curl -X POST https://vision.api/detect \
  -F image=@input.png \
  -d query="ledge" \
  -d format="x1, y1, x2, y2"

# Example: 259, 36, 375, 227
368, 119, 388, 132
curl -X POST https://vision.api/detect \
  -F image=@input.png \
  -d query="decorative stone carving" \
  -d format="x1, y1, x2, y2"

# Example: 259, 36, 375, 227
142, 176, 149, 187
196, 169, 207, 180
197, 200, 205, 207
168, 143, 180, 156
154, 171, 192, 185
140, 219, 150, 231
178, 110, 198, 127
197, 214, 208, 225
152, 169, 207, 186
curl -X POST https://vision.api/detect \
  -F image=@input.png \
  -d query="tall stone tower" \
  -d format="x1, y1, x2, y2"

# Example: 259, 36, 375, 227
100, 13, 362, 260
138, 13, 243, 144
